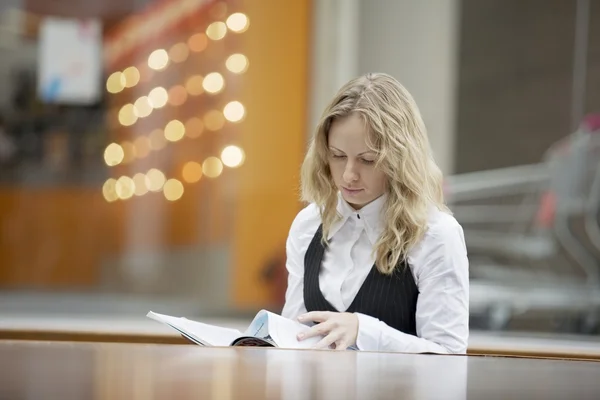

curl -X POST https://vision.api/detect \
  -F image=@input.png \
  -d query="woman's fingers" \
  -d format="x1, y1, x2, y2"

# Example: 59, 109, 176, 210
298, 311, 331, 323
298, 320, 332, 340
334, 340, 349, 351
313, 331, 342, 349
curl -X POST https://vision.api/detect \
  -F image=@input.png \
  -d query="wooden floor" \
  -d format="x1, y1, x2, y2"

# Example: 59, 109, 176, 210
0, 340, 599, 400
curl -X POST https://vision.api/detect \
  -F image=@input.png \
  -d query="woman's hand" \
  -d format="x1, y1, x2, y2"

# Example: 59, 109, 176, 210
297, 311, 359, 350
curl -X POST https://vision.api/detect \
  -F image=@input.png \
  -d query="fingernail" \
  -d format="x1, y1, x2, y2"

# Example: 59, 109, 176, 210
297, 333, 304, 339
297, 315, 305, 321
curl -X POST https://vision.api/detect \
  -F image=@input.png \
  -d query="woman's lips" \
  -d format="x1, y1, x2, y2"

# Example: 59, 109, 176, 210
342, 187, 364, 196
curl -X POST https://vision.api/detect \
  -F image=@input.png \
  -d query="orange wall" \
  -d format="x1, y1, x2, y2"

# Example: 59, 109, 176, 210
0, 183, 227, 289
0, 189, 123, 288
232, 0, 311, 308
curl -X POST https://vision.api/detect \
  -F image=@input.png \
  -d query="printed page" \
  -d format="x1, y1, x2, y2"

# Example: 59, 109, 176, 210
262, 310, 322, 349
147, 311, 242, 346
243, 310, 270, 338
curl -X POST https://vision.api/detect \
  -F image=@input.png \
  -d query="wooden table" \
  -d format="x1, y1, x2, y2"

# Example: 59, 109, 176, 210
1, 340, 599, 399
4, 314, 600, 361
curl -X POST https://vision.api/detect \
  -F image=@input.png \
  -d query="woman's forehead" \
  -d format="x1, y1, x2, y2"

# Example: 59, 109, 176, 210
328, 115, 377, 152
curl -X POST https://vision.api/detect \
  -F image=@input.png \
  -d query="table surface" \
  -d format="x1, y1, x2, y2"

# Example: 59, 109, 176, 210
3, 313, 600, 360
1, 340, 599, 400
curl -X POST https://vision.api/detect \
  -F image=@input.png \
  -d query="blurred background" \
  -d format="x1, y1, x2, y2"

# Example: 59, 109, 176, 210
1, 0, 600, 342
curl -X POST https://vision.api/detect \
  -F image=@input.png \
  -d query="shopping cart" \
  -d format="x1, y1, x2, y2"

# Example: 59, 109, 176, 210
446, 115, 600, 333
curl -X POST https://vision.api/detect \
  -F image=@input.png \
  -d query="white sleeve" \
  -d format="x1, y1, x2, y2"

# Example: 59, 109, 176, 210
281, 208, 316, 320
355, 217, 469, 354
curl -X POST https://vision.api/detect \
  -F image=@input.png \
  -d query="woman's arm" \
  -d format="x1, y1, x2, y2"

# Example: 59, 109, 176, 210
281, 229, 307, 319
281, 205, 321, 319
355, 217, 470, 354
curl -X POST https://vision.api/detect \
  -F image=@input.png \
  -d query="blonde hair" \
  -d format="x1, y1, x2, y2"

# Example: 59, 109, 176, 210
300, 72, 449, 275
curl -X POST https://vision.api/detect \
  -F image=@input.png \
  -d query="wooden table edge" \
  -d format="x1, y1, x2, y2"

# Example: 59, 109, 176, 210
2, 329, 600, 362
0, 329, 188, 345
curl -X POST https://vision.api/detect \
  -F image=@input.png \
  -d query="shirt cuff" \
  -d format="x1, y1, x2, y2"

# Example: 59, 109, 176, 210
355, 312, 382, 351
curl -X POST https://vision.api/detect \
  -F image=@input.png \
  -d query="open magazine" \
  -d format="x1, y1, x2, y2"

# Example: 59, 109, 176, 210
147, 309, 323, 349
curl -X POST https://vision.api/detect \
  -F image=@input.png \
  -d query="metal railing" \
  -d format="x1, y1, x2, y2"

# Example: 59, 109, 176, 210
446, 116, 600, 332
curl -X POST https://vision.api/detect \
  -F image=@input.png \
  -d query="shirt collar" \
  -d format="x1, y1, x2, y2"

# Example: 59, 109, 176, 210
327, 192, 387, 245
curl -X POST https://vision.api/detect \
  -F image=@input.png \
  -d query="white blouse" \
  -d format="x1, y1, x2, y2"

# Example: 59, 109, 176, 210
281, 194, 470, 354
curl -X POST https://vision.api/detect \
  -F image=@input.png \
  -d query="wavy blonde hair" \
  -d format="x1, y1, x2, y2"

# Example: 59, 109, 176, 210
300, 73, 449, 275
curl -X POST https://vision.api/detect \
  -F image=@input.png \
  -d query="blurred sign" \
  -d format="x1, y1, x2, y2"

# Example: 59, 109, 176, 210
37, 17, 102, 105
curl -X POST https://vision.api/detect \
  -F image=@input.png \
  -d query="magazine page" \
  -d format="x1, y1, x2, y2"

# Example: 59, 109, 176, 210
262, 310, 322, 349
147, 311, 243, 346
243, 310, 271, 338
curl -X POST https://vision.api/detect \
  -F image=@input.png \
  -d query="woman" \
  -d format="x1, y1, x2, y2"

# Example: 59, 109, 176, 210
281, 73, 469, 354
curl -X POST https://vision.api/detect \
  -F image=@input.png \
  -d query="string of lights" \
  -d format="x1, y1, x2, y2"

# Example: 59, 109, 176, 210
102, 6, 249, 203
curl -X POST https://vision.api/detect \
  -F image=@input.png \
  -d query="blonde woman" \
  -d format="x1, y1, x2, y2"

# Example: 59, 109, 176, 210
282, 73, 469, 353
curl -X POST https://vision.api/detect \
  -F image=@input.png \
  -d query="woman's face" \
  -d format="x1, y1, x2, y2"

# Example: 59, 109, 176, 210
327, 113, 387, 210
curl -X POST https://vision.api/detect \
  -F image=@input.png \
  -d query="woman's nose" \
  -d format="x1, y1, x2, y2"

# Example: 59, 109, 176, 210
342, 163, 359, 183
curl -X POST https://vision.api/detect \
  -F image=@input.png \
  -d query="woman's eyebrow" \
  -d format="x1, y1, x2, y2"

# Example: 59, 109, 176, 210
329, 146, 375, 156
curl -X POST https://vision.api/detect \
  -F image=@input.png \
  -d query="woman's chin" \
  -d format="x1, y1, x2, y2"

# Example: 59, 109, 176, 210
341, 192, 368, 209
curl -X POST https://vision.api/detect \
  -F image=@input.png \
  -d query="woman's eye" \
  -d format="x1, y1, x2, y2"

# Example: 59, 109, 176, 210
332, 154, 346, 159
362, 159, 375, 165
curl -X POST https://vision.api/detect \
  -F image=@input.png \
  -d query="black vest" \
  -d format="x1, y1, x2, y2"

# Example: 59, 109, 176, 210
303, 224, 419, 336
